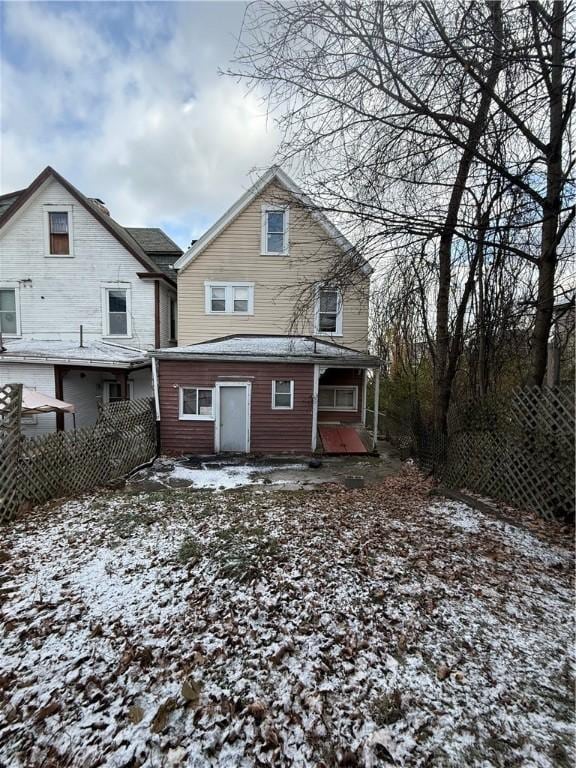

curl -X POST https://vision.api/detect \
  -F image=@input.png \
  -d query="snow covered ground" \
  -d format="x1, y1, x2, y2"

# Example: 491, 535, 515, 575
1, 466, 573, 767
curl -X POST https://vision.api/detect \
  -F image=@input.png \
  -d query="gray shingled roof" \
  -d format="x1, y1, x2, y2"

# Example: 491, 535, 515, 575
151, 334, 379, 366
124, 228, 183, 279
0, 191, 23, 218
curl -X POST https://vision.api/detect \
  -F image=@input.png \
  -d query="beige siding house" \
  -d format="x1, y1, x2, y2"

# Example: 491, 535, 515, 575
153, 168, 380, 457
176, 170, 370, 351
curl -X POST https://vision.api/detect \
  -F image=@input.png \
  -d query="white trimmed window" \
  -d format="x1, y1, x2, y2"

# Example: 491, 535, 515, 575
44, 204, 74, 257
204, 282, 254, 315
272, 380, 294, 410
318, 386, 358, 411
0, 287, 20, 336
179, 386, 214, 420
103, 380, 134, 403
102, 285, 131, 337
261, 206, 289, 255
315, 287, 342, 335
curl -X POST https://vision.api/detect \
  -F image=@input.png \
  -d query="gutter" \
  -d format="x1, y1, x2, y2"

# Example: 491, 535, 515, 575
148, 352, 380, 368
0, 354, 150, 369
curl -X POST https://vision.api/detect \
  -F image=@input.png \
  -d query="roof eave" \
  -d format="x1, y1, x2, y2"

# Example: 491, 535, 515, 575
149, 350, 379, 367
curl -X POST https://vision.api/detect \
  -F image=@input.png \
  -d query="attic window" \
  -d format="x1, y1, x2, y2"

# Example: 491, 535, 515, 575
262, 206, 288, 255
49, 212, 69, 255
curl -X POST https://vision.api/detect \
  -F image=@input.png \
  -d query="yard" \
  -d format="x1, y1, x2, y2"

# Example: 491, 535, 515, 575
0, 463, 574, 767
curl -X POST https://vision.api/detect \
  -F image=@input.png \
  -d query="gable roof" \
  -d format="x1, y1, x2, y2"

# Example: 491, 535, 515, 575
125, 227, 182, 280
0, 167, 176, 287
174, 166, 373, 275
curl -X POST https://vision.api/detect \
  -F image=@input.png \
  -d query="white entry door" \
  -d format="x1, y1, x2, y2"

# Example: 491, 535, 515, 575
218, 384, 249, 452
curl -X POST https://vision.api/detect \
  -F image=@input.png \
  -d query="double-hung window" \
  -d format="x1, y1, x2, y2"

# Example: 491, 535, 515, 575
318, 386, 358, 411
205, 283, 254, 315
272, 380, 294, 410
179, 387, 214, 420
316, 287, 342, 335
103, 380, 134, 403
102, 285, 131, 337
0, 288, 18, 336
44, 205, 73, 256
261, 206, 288, 255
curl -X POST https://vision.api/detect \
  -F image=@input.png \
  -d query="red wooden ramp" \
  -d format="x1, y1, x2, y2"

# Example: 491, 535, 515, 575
319, 426, 368, 454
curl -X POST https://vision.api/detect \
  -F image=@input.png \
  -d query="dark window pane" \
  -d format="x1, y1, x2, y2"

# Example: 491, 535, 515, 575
275, 381, 291, 394
182, 389, 198, 414
319, 313, 337, 332
109, 313, 127, 335
0, 311, 17, 334
318, 389, 334, 407
267, 211, 284, 233
267, 232, 284, 252
0, 289, 15, 312
319, 290, 338, 313
335, 389, 355, 408
108, 290, 127, 312
198, 390, 213, 415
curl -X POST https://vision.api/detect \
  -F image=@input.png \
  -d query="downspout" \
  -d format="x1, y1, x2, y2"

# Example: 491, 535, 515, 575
151, 356, 161, 456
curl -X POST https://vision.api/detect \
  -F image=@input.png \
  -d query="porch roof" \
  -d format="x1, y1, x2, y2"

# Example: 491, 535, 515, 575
0, 339, 150, 369
150, 334, 380, 367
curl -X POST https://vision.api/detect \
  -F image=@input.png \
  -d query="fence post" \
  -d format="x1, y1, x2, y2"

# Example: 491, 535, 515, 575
372, 368, 380, 450
0, 383, 23, 523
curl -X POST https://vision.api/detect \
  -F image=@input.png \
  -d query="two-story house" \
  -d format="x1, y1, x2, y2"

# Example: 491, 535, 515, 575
151, 167, 380, 455
0, 166, 181, 435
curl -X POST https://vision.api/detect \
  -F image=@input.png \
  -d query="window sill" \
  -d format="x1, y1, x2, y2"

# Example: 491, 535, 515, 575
260, 252, 289, 257
315, 332, 344, 338
272, 406, 294, 411
103, 334, 133, 340
179, 415, 215, 421
206, 311, 254, 316
45, 253, 74, 258
318, 407, 357, 412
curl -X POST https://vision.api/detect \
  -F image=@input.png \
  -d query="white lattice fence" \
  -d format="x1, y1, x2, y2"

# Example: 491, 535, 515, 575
0, 383, 23, 524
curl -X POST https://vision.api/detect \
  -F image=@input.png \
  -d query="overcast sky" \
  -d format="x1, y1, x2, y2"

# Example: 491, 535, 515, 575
0, 1, 279, 248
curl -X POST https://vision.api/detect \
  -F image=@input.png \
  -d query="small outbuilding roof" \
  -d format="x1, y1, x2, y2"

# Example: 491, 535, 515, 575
0, 339, 150, 368
151, 334, 380, 367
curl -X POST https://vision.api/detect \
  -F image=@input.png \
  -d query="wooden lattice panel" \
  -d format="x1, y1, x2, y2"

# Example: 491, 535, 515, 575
17, 398, 156, 510
0, 383, 23, 523
442, 386, 574, 522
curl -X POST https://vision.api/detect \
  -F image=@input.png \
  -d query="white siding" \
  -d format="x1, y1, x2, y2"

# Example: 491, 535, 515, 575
62, 371, 101, 430
0, 178, 157, 349
0, 362, 56, 436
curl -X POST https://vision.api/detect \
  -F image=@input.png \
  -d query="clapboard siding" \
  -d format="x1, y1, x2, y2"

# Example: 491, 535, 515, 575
0, 177, 162, 349
177, 181, 370, 350
317, 368, 364, 424
158, 360, 314, 455
158, 285, 176, 347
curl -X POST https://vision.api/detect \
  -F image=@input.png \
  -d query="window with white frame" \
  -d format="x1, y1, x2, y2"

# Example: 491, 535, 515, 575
316, 287, 342, 335
0, 287, 19, 336
103, 286, 131, 337
261, 206, 288, 255
44, 205, 73, 257
204, 283, 254, 315
272, 380, 294, 409
318, 386, 358, 411
103, 380, 134, 403
179, 386, 214, 420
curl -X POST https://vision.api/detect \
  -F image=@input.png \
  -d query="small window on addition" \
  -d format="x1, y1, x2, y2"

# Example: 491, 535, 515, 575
179, 387, 214, 420
49, 212, 70, 255
0, 289, 17, 335
272, 380, 294, 409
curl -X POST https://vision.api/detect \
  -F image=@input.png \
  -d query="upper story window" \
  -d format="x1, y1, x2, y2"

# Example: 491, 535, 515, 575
204, 282, 254, 315
0, 287, 19, 336
44, 205, 74, 257
102, 284, 131, 337
261, 206, 289, 255
315, 287, 342, 336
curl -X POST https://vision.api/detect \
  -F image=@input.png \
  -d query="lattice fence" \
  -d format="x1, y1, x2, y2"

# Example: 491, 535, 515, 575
436, 386, 574, 522
0, 383, 23, 524
0, 394, 156, 523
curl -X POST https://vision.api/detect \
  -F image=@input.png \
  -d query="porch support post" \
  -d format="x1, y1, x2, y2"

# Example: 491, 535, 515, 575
361, 369, 368, 426
54, 365, 65, 432
372, 367, 380, 451
117, 370, 129, 400
311, 364, 320, 451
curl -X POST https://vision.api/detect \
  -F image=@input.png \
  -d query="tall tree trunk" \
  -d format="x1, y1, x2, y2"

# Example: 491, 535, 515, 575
528, 1, 565, 388
433, 1, 503, 433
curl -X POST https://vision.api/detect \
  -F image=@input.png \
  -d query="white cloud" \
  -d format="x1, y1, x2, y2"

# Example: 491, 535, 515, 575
0, 1, 278, 246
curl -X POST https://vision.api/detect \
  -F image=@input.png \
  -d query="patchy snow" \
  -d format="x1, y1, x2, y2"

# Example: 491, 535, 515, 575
0, 338, 148, 364
0, 469, 573, 767
144, 461, 310, 490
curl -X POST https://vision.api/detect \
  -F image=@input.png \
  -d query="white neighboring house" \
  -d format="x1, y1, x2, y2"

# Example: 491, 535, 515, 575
0, 166, 181, 435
